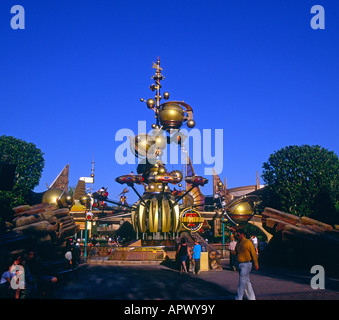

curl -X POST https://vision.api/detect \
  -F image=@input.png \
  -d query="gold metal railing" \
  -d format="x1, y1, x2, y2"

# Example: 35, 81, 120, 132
81, 245, 177, 261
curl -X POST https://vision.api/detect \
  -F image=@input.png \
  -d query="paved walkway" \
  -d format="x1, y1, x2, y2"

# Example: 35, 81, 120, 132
53, 259, 339, 300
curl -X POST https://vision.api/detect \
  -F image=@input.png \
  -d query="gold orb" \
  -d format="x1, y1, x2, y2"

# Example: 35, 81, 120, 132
42, 189, 67, 207
158, 103, 185, 130
146, 98, 156, 109
80, 194, 91, 207
65, 195, 73, 205
227, 202, 254, 225
148, 183, 155, 191
154, 134, 167, 150
170, 170, 183, 184
187, 119, 196, 128
130, 134, 155, 158
158, 166, 167, 174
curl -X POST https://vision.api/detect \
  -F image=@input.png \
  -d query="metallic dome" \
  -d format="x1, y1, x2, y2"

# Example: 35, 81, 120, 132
129, 134, 155, 158
227, 201, 254, 225
42, 188, 67, 207
158, 103, 185, 130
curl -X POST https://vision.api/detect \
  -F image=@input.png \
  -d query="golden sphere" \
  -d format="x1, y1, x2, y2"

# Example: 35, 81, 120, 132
65, 195, 73, 205
187, 119, 196, 128
130, 134, 155, 158
149, 165, 159, 175
158, 103, 185, 130
148, 183, 155, 191
80, 194, 91, 207
158, 166, 167, 174
170, 170, 183, 184
227, 202, 254, 225
154, 134, 167, 150
146, 98, 156, 109
42, 189, 67, 207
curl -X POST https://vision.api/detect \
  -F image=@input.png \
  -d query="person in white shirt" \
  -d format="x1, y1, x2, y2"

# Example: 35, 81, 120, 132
228, 235, 237, 271
250, 235, 259, 255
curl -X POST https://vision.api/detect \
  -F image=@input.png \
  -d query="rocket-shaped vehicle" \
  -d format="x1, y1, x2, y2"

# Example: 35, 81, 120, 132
185, 175, 208, 186
115, 174, 144, 185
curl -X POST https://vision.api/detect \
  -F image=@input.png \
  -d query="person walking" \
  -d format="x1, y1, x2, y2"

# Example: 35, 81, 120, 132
228, 234, 237, 271
235, 229, 259, 300
0, 265, 14, 298
250, 235, 259, 255
186, 245, 193, 273
176, 238, 190, 274
192, 239, 202, 274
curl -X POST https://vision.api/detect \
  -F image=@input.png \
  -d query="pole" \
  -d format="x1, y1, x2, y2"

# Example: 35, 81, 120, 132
222, 215, 225, 255
84, 210, 88, 259
223, 177, 226, 255
173, 185, 195, 205
130, 184, 149, 208
86, 157, 94, 260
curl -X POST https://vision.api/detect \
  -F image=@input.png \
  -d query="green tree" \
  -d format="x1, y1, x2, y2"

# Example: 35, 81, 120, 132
68, 185, 76, 197
262, 145, 339, 223
0, 135, 45, 208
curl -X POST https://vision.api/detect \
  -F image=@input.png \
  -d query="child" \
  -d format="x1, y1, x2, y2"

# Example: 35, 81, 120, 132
192, 239, 202, 274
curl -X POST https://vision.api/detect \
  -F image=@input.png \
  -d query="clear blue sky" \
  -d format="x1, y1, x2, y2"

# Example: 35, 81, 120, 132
1, 0, 338, 204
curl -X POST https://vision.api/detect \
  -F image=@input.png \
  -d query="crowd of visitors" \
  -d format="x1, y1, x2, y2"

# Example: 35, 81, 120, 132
0, 251, 58, 299
175, 237, 203, 275
173, 230, 267, 300
0, 236, 87, 299
87, 235, 122, 248
1, 230, 267, 300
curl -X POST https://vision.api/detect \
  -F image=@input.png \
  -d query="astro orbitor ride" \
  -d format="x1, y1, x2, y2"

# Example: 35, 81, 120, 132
96, 58, 259, 240
113, 58, 208, 239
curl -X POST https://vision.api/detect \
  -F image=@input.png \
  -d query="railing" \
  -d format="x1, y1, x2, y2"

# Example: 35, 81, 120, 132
80, 245, 177, 261
96, 226, 119, 232
79, 243, 230, 261
209, 244, 230, 258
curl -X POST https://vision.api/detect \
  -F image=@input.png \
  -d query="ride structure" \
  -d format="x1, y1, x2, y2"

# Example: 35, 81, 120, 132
91, 58, 260, 241
37, 59, 261, 244
99, 58, 208, 240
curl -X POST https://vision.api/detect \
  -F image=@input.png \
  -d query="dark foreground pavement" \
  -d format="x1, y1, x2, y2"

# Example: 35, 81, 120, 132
53, 259, 339, 300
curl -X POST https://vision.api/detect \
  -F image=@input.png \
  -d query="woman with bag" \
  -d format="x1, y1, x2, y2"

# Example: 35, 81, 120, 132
176, 238, 190, 274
